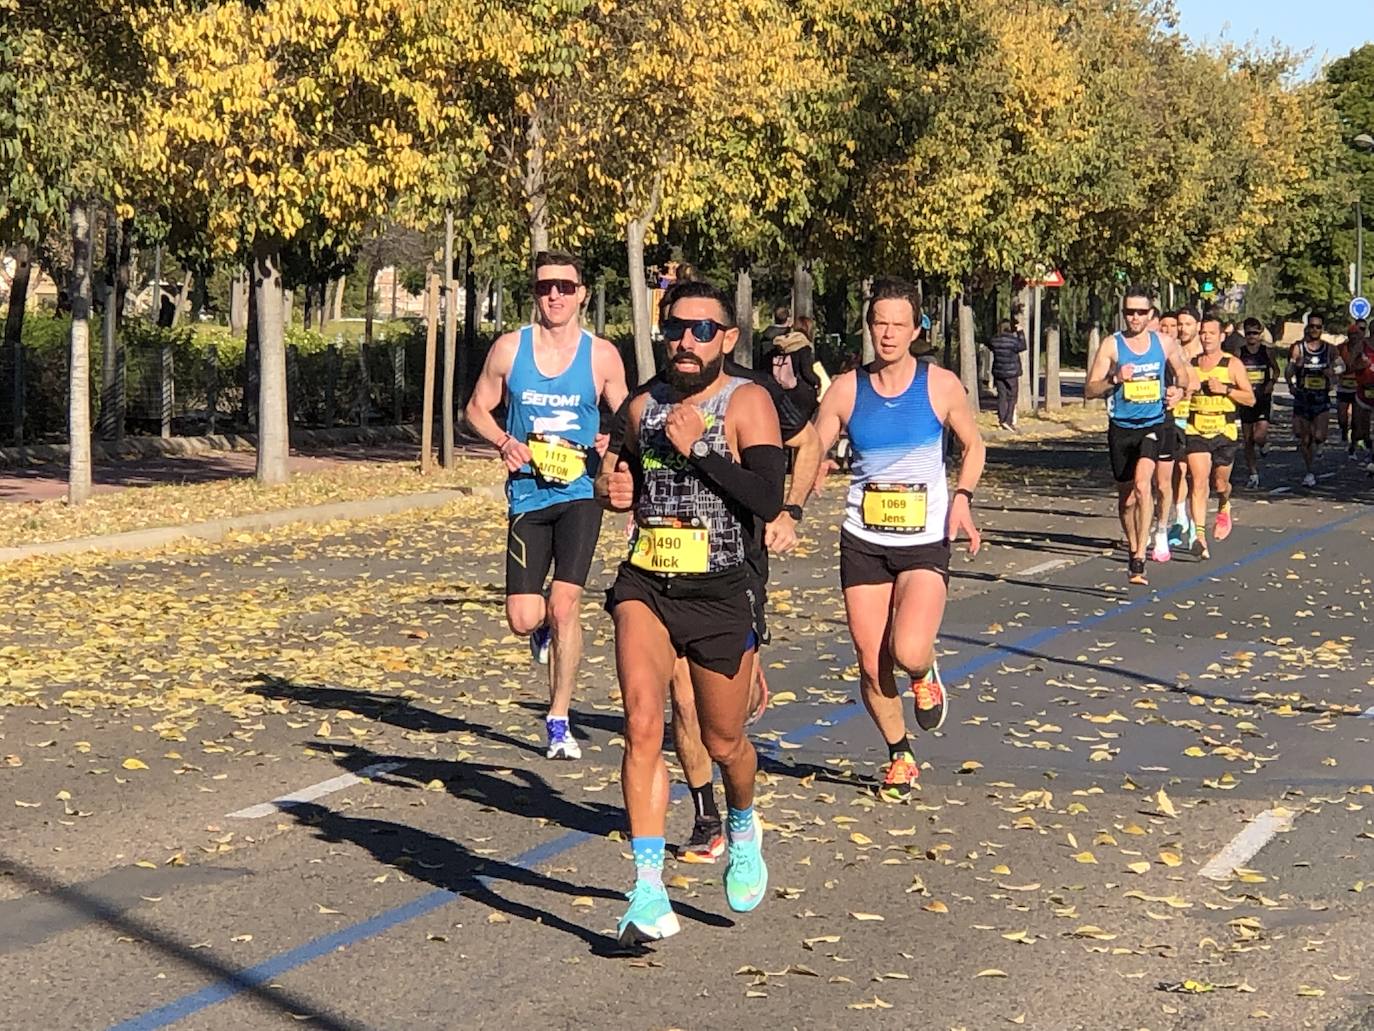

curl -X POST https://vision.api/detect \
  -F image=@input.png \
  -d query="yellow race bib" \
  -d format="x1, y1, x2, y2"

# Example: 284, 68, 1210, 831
527, 434, 588, 485
1247, 367, 1266, 384
862, 483, 928, 534
1303, 373, 1328, 392
1192, 413, 1228, 435
629, 523, 710, 574
1341, 374, 1357, 390
1122, 378, 1161, 403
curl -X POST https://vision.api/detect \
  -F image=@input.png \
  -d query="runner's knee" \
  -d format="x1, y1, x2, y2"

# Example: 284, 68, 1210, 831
546, 591, 581, 634
506, 599, 543, 636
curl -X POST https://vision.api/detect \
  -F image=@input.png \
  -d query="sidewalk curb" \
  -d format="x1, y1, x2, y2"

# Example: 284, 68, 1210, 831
0, 483, 506, 565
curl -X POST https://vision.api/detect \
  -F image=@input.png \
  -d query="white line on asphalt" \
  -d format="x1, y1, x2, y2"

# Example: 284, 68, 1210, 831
1198, 807, 1296, 880
225, 761, 407, 819
1014, 556, 1080, 578
1360, 706, 1374, 719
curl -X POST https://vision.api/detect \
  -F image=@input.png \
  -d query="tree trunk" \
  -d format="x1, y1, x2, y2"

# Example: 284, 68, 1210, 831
462, 241, 477, 407
252, 238, 290, 485
1016, 285, 1032, 414
332, 275, 345, 322
281, 286, 293, 331
99, 213, 122, 441
791, 260, 814, 319
734, 266, 754, 368
302, 285, 315, 333
626, 170, 664, 384
1030, 285, 1043, 411
392, 338, 404, 425
1085, 291, 1103, 409
441, 209, 456, 468
496, 282, 506, 334
229, 271, 248, 334
189, 270, 207, 324
170, 269, 192, 327
5, 242, 31, 445
592, 281, 603, 336
206, 342, 219, 436
318, 282, 329, 331
420, 271, 438, 473
363, 263, 377, 347
243, 258, 258, 426
161, 330, 174, 438
67, 198, 94, 504
524, 100, 549, 257
958, 293, 978, 416
860, 278, 874, 363
1045, 295, 1061, 411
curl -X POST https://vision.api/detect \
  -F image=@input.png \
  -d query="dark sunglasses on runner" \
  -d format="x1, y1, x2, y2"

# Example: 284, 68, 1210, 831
663, 317, 726, 343
534, 278, 581, 297
1122, 307, 1151, 317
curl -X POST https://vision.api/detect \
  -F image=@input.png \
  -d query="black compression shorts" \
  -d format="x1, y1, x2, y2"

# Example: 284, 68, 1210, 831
1185, 434, 1237, 468
1107, 421, 1164, 483
1239, 395, 1272, 424
605, 563, 764, 677
839, 529, 951, 588
506, 499, 603, 596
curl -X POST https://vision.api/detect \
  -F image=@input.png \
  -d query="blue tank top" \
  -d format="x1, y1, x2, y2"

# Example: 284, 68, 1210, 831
504, 325, 599, 515
844, 361, 949, 547
1107, 331, 1167, 428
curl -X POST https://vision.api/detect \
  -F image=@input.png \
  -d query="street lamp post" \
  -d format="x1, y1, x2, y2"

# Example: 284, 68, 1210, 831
1354, 133, 1373, 299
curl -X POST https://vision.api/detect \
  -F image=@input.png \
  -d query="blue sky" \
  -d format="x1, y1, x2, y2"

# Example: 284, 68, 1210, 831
1173, 0, 1372, 76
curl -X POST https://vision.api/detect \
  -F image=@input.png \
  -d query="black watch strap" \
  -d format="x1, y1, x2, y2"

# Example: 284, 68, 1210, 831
782, 504, 804, 521
954, 487, 975, 503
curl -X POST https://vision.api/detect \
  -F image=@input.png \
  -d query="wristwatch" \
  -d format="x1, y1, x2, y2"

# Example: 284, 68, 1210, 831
690, 438, 711, 460
782, 504, 804, 521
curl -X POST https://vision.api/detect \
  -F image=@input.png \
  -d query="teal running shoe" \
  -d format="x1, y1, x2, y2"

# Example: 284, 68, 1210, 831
617, 880, 679, 946
724, 815, 768, 913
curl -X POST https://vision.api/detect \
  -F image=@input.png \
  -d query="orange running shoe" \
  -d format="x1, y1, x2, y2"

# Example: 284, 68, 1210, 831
879, 751, 919, 803
1214, 508, 1233, 541
912, 660, 947, 731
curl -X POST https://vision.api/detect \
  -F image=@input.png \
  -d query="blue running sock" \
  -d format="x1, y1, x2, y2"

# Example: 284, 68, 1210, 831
632, 836, 665, 887
546, 716, 569, 742
727, 806, 756, 843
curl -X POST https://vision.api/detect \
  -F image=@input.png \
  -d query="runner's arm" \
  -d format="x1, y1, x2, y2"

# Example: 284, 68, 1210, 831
690, 384, 785, 522
595, 396, 643, 512
1265, 347, 1281, 387
1227, 356, 1255, 408
1285, 344, 1301, 389
1165, 341, 1195, 398
1083, 338, 1118, 399
463, 334, 529, 470
784, 423, 822, 507
813, 371, 855, 453
931, 366, 984, 555
596, 337, 630, 414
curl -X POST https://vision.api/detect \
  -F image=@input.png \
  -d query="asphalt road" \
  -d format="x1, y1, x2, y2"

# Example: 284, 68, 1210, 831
2, 425, 1374, 1031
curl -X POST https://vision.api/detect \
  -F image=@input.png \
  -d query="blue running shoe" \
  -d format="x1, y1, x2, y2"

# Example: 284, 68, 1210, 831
1167, 522, 1185, 550
617, 880, 679, 946
724, 815, 768, 913
529, 624, 551, 665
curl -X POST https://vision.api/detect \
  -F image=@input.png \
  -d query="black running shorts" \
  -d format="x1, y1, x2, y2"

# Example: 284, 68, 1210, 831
506, 499, 603, 596
839, 529, 951, 588
1239, 395, 1272, 425
1186, 433, 1237, 468
1107, 421, 1164, 483
605, 563, 764, 677
1292, 393, 1330, 422
1156, 419, 1186, 464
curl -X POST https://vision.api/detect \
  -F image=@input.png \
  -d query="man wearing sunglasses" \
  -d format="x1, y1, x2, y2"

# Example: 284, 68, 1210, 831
1286, 312, 1337, 488
1235, 317, 1279, 488
1084, 286, 1193, 585
466, 250, 628, 760
812, 276, 985, 804
597, 279, 784, 945
605, 279, 822, 865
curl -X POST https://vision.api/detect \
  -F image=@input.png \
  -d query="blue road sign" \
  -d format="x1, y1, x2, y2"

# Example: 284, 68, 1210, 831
1352, 296, 1371, 321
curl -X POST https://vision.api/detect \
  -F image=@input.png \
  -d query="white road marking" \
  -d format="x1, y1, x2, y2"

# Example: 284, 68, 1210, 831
1014, 556, 1080, 578
1198, 806, 1296, 880
1360, 706, 1374, 720
226, 761, 407, 819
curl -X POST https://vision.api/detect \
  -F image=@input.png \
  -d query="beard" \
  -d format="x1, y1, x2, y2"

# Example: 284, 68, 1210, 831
664, 350, 724, 397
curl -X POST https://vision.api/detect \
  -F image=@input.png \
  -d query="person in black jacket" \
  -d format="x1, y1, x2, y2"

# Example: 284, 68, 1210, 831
988, 319, 1027, 430
764, 315, 823, 424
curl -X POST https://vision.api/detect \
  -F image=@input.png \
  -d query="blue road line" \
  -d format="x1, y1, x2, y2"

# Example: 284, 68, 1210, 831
107, 507, 1366, 1030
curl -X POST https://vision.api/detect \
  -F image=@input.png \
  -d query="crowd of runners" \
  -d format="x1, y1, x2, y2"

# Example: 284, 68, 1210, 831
465, 255, 1363, 946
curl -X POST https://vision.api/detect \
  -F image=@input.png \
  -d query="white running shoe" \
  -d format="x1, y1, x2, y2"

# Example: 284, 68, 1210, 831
1150, 528, 1171, 563
547, 735, 582, 760
1302, 472, 1317, 488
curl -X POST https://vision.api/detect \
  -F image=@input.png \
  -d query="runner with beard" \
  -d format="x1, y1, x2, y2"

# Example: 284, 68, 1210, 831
599, 279, 783, 944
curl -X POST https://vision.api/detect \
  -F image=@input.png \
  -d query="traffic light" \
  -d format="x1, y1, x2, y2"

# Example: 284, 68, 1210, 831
1200, 279, 1216, 297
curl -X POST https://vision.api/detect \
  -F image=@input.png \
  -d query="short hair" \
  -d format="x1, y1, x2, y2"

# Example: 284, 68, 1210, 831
866, 276, 923, 327
793, 315, 815, 341
668, 278, 736, 327
1307, 310, 1325, 324
533, 250, 584, 284
1201, 315, 1223, 331
1177, 305, 1201, 322
1123, 284, 1152, 305
1243, 317, 1263, 332
998, 319, 1013, 333
1160, 310, 1178, 321
773, 305, 790, 323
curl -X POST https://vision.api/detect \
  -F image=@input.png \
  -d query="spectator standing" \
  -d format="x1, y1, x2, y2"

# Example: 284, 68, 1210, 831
761, 306, 791, 346
987, 319, 1027, 430
765, 314, 823, 424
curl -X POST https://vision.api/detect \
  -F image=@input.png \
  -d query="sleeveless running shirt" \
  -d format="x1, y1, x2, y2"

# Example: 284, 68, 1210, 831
1107, 331, 1167, 428
1292, 341, 1334, 401
504, 325, 600, 516
1188, 356, 1239, 441
1238, 345, 1273, 393
629, 377, 756, 576
843, 361, 949, 548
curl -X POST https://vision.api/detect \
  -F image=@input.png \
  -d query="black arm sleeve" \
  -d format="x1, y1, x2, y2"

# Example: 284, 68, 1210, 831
689, 444, 785, 522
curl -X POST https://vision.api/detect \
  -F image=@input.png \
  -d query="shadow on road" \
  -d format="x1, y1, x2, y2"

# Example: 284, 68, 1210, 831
0, 853, 366, 1031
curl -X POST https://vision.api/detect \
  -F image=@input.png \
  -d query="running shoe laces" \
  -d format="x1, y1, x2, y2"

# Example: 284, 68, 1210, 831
724, 821, 768, 913
617, 880, 679, 945
912, 661, 947, 732
879, 751, 918, 803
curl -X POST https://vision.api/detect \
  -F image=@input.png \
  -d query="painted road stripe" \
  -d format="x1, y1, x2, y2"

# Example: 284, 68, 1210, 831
1361, 706, 1374, 720
108, 506, 1368, 1031
1198, 807, 1296, 881
1015, 556, 1081, 578
224, 762, 406, 819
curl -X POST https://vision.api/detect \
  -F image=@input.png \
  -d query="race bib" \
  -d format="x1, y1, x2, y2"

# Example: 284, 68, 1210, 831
1341, 374, 1357, 390
862, 483, 928, 534
527, 433, 588, 485
1247, 367, 1266, 384
629, 522, 709, 574
1193, 413, 1228, 435
1303, 373, 1328, 392
1122, 378, 1161, 403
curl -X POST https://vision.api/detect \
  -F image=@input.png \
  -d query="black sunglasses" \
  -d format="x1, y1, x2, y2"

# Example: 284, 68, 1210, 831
1122, 307, 1151, 317
663, 317, 726, 343
534, 278, 581, 297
